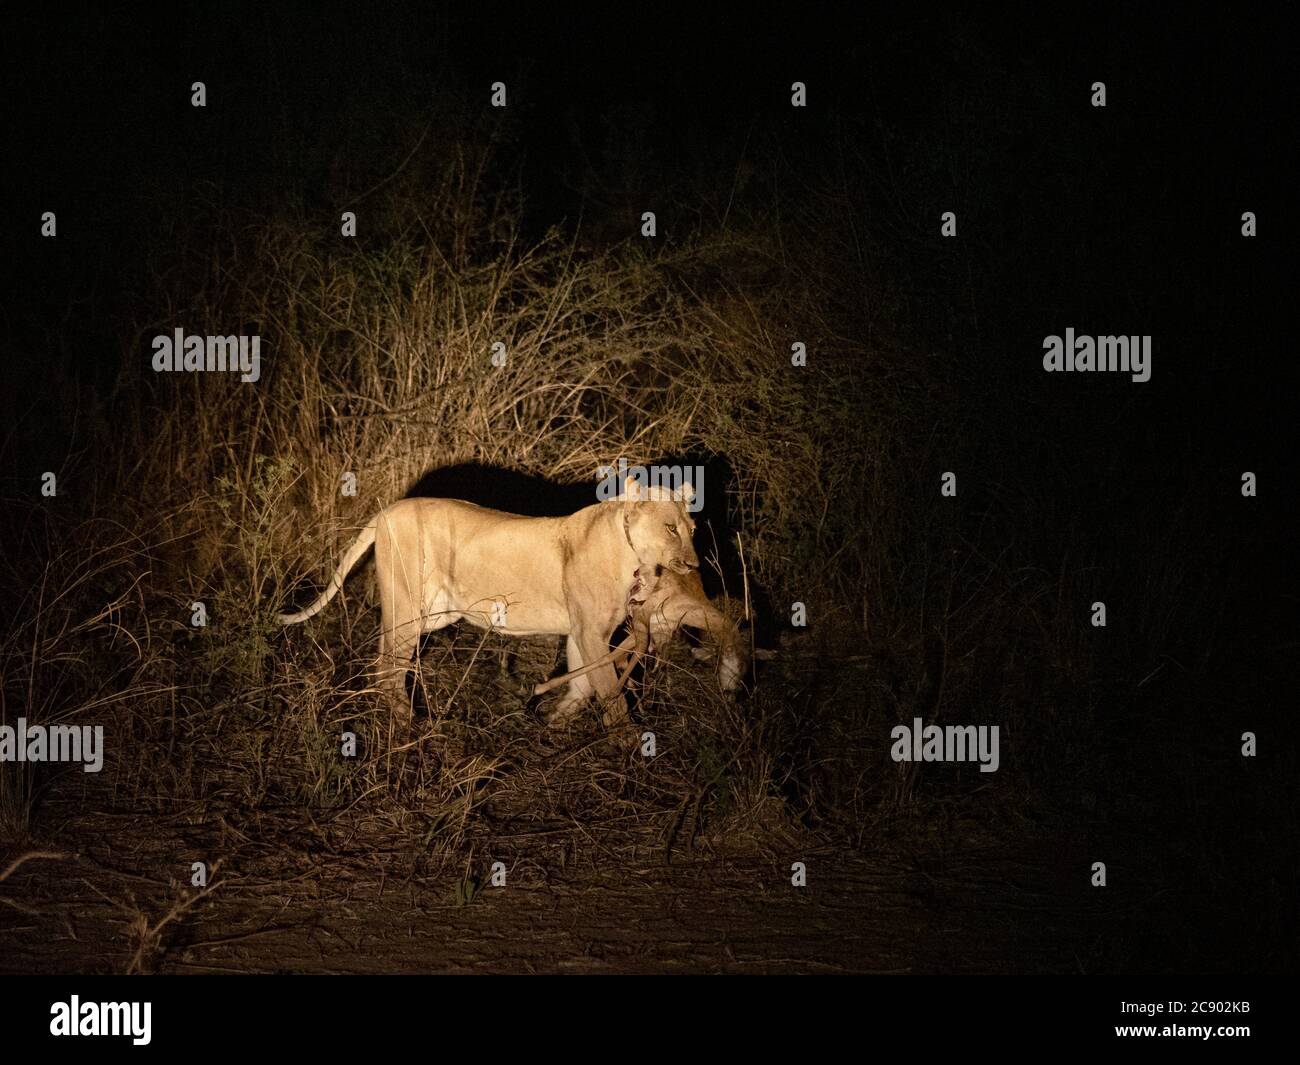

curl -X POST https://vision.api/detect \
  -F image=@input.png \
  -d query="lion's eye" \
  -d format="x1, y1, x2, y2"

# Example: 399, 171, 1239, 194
666, 524, 678, 536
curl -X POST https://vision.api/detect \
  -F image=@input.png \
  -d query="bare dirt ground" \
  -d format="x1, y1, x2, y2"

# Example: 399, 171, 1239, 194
2, 793, 1104, 974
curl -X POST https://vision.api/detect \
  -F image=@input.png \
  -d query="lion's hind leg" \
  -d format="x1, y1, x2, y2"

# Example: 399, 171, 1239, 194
375, 615, 422, 728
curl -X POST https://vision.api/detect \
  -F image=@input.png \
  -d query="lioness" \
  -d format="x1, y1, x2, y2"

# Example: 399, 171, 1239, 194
278, 480, 745, 728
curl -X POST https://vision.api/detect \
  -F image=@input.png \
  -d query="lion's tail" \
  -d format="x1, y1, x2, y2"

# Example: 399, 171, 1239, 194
278, 522, 377, 625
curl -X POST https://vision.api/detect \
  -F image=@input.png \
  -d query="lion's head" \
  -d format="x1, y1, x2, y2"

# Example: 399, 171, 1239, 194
619, 480, 699, 575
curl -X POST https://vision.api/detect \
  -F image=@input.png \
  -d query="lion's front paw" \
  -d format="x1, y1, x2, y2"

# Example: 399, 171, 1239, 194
545, 696, 585, 728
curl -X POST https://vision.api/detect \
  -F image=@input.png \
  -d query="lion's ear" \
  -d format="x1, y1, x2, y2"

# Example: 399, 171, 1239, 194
623, 477, 645, 502
675, 482, 695, 504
